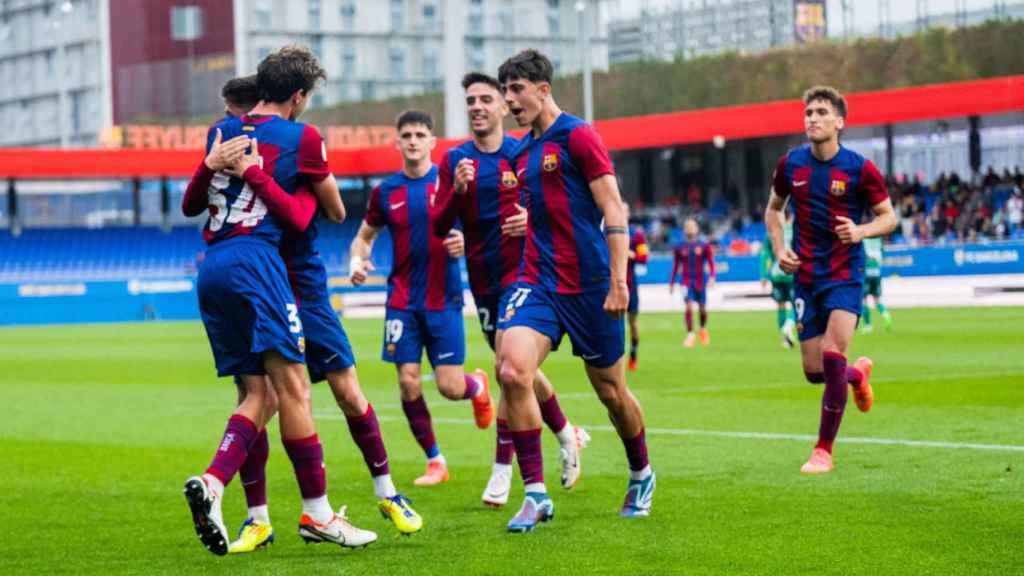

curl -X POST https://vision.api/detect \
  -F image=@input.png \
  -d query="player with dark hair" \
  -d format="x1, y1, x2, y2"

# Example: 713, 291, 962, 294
349, 109, 494, 488
433, 72, 590, 508
670, 219, 715, 347
221, 75, 260, 118
180, 45, 377, 555
766, 85, 897, 474
624, 202, 648, 370
496, 49, 653, 531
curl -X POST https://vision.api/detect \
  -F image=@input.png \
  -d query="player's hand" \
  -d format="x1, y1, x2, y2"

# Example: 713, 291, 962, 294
501, 204, 528, 238
443, 229, 465, 258
779, 248, 801, 274
454, 158, 475, 195
604, 280, 629, 318
349, 257, 375, 287
204, 129, 250, 172
707, 277, 716, 289
224, 137, 260, 178
835, 216, 864, 244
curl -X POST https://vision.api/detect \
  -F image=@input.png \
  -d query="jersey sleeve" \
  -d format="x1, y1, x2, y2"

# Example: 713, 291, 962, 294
364, 185, 387, 228
771, 154, 791, 198
567, 124, 615, 183
181, 126, 218, 217
859, 159, 890, 206
297, 124, 331, 183
432, 151, 461, 237
670, 248, 681, 286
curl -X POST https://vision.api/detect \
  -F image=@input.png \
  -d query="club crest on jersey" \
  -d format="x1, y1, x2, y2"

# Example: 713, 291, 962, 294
543, 153, 559, 172
502, 171, 518, 188
387, 343, 397, 356
830, 180, 847, 197
298, 337, 306, 353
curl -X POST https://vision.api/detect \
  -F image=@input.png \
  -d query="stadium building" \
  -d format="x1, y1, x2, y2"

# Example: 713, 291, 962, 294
0, 0, 607, 148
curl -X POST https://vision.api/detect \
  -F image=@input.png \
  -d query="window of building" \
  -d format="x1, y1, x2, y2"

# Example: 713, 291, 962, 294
389, 47, 405, 80
497, 5, 513, 35
546, 0, 560, 36
422, 3, 436, 30
390, 0, 404, 31
255, 0, 271, 30
422, 47, 437, 80
468, 0, 483, 32
70, 91, 82, 134
467, 37, 484, 72
340, 1, 356, 30
342, 44, 356, 77
310, 35, 323, 60
169, 5, 202, 41
308, 0, 320, 30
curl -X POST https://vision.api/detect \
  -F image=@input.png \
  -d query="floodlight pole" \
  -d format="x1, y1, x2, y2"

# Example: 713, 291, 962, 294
576, 1, 594, 123
443, 0, 468, 138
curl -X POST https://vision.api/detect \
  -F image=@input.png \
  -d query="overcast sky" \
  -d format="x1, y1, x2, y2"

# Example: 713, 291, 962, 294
607, 0, 1018, 35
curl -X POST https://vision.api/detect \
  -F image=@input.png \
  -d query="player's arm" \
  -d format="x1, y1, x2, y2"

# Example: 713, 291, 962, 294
298, 124, 345, 223
706, 243, 717, 286
634, 231, 649, 264
350, 185, 388, 286
669, 248, 680, 292
225, 143, 317, 231
182, 127, 248, 217
570, 124, 627, 316
432, 152, 461, 237
835, 160, 897, 244
766, 155, 800, 274
592, 174, 629, 317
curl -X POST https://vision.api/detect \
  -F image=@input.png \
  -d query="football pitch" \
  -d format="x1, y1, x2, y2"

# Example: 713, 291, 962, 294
2, 307, 1021, 575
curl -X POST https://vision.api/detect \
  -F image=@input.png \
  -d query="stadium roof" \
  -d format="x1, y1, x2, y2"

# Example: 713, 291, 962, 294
5, 75, 1024, 179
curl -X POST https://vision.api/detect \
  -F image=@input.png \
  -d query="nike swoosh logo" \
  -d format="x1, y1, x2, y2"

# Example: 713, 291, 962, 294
323, 353, 338, 363
487, 489, 509, 499
373, 459, 388, 468
390, 202, 406, 210
516, 169, 526, 178
437, 352, 455, 359
582, 353, 601, 360
792, 180, 808, 186
497, 439, 513, 445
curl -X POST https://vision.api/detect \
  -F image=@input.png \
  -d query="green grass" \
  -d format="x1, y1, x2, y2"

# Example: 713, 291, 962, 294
1, 308, 1022, 575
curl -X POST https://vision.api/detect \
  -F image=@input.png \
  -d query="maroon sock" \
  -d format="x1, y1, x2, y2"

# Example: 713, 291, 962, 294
402, 395, 440, 459
461, 373, 481, 399
511, 429, 544, 485
817, 352, 849, 454
539, 394, 568, 435
346, 404, 390, 477
238, 428, 269, 508
495, 418, 515, 465
685, 308, 693, 332
621, 428, 650, 471
282, 434, 327, 499
699, 308, 708, 328
205, 414, 259, 487
804, 371, 825, 384
847, 366, 864, 388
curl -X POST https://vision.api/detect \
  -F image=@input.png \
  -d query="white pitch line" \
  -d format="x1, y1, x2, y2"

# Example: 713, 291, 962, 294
314, 412, 1024, 453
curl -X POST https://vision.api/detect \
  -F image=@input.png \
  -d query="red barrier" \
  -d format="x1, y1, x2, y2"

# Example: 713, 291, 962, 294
3, 75, 1022, 179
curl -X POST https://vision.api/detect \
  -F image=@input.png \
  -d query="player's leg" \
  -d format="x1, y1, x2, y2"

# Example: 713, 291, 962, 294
229, 375, 277, 553
698, 294, 710, 346
396, 361, 448, 485
497, 325, 555, 531
873, 282, 893, 330
428, 308, 493, 428
264, 351, 377, 547
683, 296, 696, 347
861, 288, 874, 333
627, 311, 640, 370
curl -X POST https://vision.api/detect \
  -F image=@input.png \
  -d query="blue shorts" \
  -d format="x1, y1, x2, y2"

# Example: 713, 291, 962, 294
794, 281, 863, 342
382, 307, 465, 366
628, 284, 639, 314
197, 238, 305, 377
471, 292, 504, 350
299, 294, 356, 383
686, 286, 707, 305
498, 284, 625, 368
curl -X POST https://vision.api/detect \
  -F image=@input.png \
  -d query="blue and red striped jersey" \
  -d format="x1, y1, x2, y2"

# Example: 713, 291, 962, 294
671, 240, 716, 291
201, 114, 329, 248
627, 227, 649, 290
512, 113, 615, 294
434, 136, 522, 298
772, 145, 889, 286
365, 165, 463, 311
